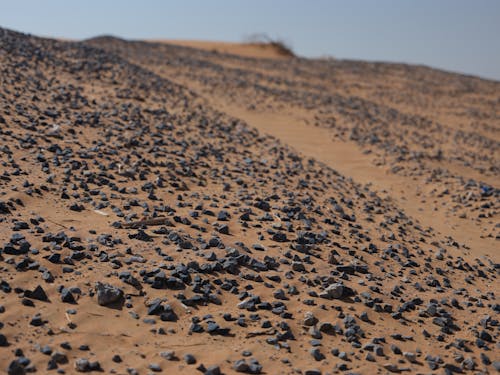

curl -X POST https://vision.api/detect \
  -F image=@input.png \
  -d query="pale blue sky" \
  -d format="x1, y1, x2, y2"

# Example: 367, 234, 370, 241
1, 0, 499, 80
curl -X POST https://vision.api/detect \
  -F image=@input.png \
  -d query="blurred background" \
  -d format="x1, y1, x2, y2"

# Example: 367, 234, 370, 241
1, 0, 499, 80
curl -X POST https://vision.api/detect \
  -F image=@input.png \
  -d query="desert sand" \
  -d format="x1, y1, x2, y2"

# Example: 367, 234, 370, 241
0, 28, 498, 375
148, 40, 293, 59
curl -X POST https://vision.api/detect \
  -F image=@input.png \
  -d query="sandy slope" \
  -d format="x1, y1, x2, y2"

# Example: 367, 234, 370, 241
148, 40, 293, 59
202, 102, 499, 260
90, 37, 499, 260
0, 29, 499, 375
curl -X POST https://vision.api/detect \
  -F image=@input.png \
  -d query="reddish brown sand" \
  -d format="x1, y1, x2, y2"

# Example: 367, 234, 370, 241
149, 40, 293, 59
0, 30, 498, 375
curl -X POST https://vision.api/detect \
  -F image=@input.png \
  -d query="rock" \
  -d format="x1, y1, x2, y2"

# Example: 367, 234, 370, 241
7, 360, 26, 375
310, 348, 325, 361
383, 363, 400, 372
492, 361, 500, 372
404, 352, 417, 363
234, 358, 262, 374
234, 360, 250, 373
360, 311, 369, 322
74, 358, 90, 372
26, 285, 48, 301
184, 353, 196, 364
204, 366, 221, 375
95, 282, 123, 306
273, 289, 287, 300
160, 351, 176, 360
51, 352, 68, 364
303, 312, 317, 326
309, 327, 322, 339
365, 352, 375, 362
0, 333, 8, 346
217, 224, 229, 235
462, 357, 475, 370
328, 251, 338, 264
217, 210, 230, 221
0, 201, 11, 214
272, 232, 287, 242
30, 314, 44, 326
479, 330, 492, 342
320, 283, 344, 299
318, 322, 335, 334
61, 288, 76, 303
292, 262, 305, 272
239, 212, 251, 221
40, 345, 52, 355
305, 370, 322, 375
149, 363, 162, 372
374, 345, 384, 356
390, 344, 402, 355
480, 353, 490, 365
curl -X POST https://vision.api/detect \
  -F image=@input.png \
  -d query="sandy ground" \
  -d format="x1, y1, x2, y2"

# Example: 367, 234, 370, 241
148, 40, 293, 59
0, 29, 499, 375
201, 102, 499, 260
112, 38, 499, 260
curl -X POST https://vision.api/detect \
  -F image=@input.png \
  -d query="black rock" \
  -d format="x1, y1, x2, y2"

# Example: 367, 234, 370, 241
272, 232, 287, 242
0, 201, 11, 214
149, 363, 162, 372
61, 288, 76, 303
204, 365, 222, 375
0, 333, 8, 346
26, 285, 48, 301
217, 210, 230, 221
30, 314, 44, 326
95, 282, 123, 306
7, 359, 26, 375
128, 229, 153, 242
51, 352, 68, 364
69, 203, 84, 212
147, 300, 164, 315
233, 359, 262, 374
217, 224, 229, 235
310, 348, 325, 361
184, 353, 196, 364
74, 358, 90, 372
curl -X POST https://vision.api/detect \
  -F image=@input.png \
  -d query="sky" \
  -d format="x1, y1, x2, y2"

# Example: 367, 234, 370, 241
1, 0, 499, 81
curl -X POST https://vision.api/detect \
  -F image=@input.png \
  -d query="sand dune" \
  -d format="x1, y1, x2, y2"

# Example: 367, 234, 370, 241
0, 28, 498, 375
148, 39, 295, 59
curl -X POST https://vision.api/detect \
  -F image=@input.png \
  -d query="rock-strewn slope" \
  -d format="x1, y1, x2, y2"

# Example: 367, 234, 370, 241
0, 28, 498, 374
87, 36, 499, 244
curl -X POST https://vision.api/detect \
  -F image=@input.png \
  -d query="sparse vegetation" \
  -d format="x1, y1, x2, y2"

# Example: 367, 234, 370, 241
243, 33, 295, 57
